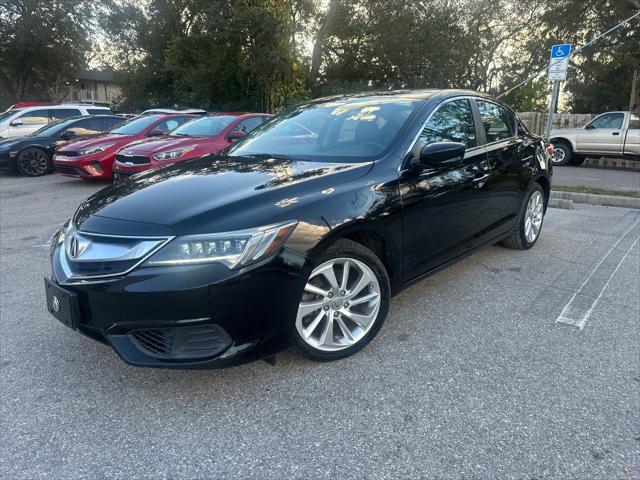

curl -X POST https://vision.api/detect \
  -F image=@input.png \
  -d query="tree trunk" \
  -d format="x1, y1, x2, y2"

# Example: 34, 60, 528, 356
309, 0, 339, 96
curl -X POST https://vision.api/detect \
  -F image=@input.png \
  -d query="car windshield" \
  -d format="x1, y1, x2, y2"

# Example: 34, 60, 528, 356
30, 117, 78, 137
0, 109, 20, 123
109, 116, 159, 135
228, 95, 423, 161
170, 115, 238, 137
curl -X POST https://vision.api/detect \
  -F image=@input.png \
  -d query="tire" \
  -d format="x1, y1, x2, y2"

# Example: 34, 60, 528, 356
551, 142, 572, 166
293, 239, 390, 362
16, 148, 51, 177
569, 154, 586, 166
502, 184, 545, 250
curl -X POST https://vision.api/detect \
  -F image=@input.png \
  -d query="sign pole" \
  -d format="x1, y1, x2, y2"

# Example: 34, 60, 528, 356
545, 43, 571, 139
545, 80, 560, 139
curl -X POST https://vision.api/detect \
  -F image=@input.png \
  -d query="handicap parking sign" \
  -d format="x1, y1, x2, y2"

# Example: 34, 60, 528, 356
549, 43, 572, 81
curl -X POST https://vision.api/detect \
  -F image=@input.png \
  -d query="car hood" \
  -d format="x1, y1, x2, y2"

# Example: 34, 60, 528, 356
57, 133, 132, 152
118, 135, 214, 155
75, 154, 373, 235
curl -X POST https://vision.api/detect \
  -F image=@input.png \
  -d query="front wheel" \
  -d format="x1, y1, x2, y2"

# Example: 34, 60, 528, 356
502, 185, 545, 250
551, 142, 572, 166
16, 148, 51, 177
293, 239, 390, 361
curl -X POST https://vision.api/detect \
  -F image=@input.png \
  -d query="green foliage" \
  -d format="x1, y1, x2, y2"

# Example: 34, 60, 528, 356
0, 0, 94, 106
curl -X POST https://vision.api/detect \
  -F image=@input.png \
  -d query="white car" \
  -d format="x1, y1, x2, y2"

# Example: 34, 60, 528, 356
0, 104, 112, 139
140, 108, 207, 116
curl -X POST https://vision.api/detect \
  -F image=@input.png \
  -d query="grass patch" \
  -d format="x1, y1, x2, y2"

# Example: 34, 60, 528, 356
553, 185, 640, 198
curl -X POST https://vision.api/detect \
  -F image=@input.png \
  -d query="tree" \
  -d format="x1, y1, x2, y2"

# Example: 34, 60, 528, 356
0, 0, 95, 104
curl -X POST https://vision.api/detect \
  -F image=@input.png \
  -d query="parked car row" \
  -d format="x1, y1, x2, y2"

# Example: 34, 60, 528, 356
0, 106, 271, 177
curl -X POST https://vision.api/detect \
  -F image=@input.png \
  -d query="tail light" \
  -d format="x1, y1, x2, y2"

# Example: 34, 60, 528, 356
545, 143, 554, 158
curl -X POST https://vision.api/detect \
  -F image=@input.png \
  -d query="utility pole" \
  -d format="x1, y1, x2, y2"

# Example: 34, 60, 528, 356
545, 81, 561, 139
629, 69, 638, 112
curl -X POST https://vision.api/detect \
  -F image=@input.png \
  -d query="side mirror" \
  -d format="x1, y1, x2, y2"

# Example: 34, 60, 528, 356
61, 130, 77, 140
10, 119, 23, 127
227, 130, 246, 142
414, 142, 466, 169
147, 129, 165, 137
585, 124, 595, 130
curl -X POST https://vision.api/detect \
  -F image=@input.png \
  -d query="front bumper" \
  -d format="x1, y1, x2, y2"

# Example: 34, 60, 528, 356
53, 152, 114, 179
46, 243, 309, 368
0, 150, 15, 170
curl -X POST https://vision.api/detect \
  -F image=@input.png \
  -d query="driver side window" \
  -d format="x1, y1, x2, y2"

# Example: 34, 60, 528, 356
588, 113, 624, 129
418, 99, 477, 149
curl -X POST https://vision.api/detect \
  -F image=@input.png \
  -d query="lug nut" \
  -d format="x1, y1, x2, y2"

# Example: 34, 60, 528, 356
333, 311, 340, 317
323, 305, 329, 311
340, 290, 346, 296
328, 292, 334, 298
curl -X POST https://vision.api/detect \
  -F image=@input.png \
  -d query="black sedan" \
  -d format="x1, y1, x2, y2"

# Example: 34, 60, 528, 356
0, 115, 123, 176
45, 90, 551, 369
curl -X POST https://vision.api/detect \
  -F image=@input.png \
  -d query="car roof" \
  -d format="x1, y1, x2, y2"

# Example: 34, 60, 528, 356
312, 88, 500, 104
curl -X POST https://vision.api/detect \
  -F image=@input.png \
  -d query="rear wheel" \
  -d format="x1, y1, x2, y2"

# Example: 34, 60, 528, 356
502, 184, 545, 250
293, 239, 390, 361
16, 148, 50, 177
551, 142, 572, 166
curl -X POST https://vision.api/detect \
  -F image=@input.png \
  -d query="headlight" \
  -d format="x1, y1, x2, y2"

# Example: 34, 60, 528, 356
153, 146, 195, 161
50, 220, 70, 254
79, 144, 114, 155
143, 221, 297, 268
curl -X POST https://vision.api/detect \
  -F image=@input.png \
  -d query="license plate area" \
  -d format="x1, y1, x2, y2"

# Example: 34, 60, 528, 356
44, 278, 80, 330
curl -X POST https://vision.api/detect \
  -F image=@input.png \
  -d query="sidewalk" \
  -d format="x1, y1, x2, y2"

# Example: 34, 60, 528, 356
553, 166, 640, 192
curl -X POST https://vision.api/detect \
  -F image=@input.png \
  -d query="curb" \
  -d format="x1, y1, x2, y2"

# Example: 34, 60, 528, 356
548, 198, 574, 210
584, 157, 640, 171
551, 191, 640, 209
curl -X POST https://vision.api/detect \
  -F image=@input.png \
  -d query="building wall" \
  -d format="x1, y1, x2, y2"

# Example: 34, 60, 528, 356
66, 80, 121, 106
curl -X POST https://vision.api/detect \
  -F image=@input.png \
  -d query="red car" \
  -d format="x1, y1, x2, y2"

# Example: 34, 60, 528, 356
53, 114, 195, 179
112, 113, 270, 180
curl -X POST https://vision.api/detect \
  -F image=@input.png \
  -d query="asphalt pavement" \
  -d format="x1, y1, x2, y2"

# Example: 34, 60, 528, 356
1, 172, 639, 479
554, 166, 640, 192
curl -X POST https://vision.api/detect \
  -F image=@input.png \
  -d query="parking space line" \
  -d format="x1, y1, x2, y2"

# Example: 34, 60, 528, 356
555, 217, 640, 329
574, 235, 639, 329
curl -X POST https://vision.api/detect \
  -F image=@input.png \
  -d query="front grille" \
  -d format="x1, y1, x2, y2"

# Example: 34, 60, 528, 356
116, 154, 151, 165
59, 151, 81, 157
132, 329, 175, 356
130, 325, 232, 360
59, 228, 169, 280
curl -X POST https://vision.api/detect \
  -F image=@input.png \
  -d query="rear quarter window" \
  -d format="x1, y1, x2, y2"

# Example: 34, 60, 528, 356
476, 100, 515, 143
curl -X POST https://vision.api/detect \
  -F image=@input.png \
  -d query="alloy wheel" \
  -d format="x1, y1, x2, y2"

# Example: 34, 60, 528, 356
18, 149, 49, 176
524, 191, 543, 243
551, 147, 565, 164
295, 257, 381, 352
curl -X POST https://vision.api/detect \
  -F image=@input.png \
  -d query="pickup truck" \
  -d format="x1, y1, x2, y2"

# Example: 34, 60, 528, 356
549, 111, 639, 166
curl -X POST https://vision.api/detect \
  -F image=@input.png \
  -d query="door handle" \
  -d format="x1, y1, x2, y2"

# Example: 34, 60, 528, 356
612, 132, 620, 136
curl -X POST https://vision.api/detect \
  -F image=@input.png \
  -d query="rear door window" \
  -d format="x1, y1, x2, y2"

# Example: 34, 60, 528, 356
87, 109, 112, 115
50, 109, 81, 121
476, 100, 515, 143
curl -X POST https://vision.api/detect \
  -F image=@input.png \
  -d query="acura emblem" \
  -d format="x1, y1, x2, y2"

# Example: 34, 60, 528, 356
52, 296, 60, 312
67, 232, 89, 259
